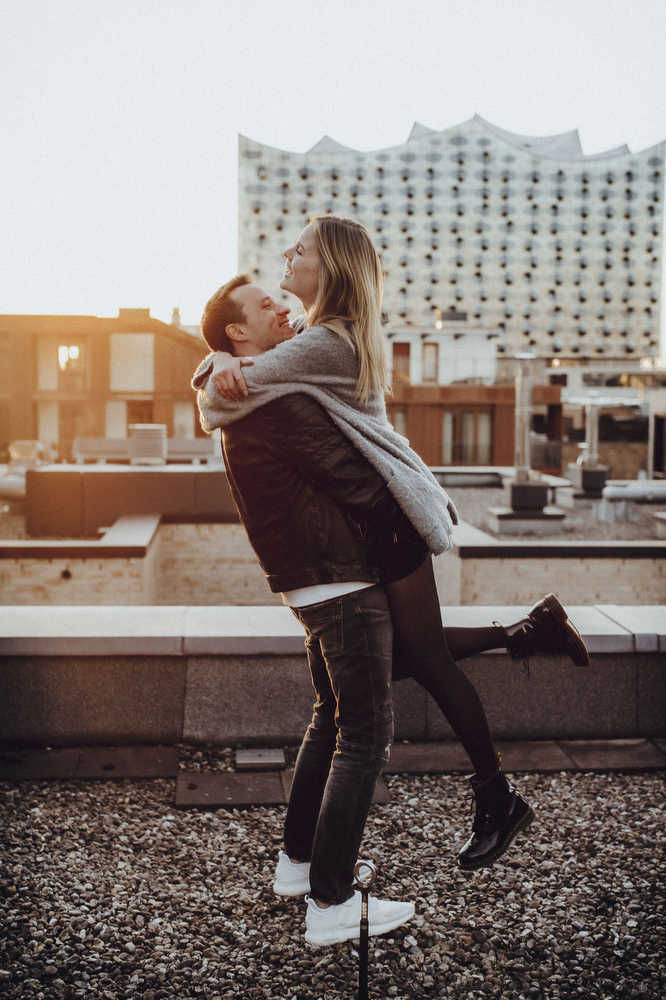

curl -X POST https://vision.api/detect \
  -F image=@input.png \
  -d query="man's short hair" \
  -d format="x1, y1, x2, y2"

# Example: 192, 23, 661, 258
200, 274, 254, 353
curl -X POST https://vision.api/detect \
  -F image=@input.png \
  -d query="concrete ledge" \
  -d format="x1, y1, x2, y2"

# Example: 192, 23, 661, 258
0, 605, 664, 747
1, 604, 652, 656
455, 539, 666, 558
0, 514, 161, 559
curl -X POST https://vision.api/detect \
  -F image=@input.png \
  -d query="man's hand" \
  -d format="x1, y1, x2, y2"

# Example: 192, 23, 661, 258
213, 355, 254, 400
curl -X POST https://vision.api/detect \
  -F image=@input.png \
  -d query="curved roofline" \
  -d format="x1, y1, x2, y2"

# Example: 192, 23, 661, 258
240, 119, 664, 161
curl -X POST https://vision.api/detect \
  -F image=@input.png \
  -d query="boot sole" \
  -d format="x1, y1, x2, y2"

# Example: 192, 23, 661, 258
458, 805, 536, 871
542, 593, 590, 667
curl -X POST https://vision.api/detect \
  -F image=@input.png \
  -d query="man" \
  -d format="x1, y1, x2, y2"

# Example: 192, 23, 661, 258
194, 275, 415, 947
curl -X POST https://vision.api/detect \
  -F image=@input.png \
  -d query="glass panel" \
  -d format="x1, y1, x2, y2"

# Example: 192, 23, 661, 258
441, 410, 456, 464
460, 411, 475, 464
477, 411, 492, 464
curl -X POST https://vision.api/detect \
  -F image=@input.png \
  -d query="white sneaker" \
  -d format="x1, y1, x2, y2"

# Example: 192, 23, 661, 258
304, 891, 415, 946
273, 850, 311, 896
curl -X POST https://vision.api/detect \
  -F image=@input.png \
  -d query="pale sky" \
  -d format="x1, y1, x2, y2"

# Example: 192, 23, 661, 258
1, 0, 665, 327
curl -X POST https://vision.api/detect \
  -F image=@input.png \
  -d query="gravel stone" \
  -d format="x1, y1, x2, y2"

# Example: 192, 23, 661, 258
0, 769, 664, 999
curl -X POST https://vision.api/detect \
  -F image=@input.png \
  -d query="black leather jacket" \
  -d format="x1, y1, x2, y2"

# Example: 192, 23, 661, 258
221, 393, 400, 593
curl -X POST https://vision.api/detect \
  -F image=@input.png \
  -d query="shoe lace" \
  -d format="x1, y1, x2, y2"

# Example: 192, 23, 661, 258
493, 620, 530, 677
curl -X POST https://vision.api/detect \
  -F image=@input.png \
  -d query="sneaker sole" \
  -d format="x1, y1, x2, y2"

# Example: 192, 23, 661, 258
458, 805, 536, 871
543, 593, 590, 667
274, 883, 310, 897
305, 905, 416, 946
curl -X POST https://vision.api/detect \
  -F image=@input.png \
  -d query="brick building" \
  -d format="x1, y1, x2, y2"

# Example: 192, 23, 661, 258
0, 308, 209, 461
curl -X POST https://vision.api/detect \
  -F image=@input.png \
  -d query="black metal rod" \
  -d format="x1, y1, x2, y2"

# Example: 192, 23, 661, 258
354, 859, 377, 1000
358, 887, 369, 1000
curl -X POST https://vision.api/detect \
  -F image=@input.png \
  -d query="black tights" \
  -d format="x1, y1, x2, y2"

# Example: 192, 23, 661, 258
386, 557, 504, 781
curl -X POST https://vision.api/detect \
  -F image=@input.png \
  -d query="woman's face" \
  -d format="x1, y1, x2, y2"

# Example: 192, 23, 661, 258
280, 222, 321, 310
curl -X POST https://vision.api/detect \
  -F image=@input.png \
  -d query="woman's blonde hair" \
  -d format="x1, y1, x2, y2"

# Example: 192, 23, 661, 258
307, 215, 390, 403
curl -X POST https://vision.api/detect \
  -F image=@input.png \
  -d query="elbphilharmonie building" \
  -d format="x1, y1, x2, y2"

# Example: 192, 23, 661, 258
238, 116, 663, 362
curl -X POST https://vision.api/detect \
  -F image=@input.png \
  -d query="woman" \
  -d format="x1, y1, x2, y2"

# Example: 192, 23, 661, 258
195, 215, 589, 872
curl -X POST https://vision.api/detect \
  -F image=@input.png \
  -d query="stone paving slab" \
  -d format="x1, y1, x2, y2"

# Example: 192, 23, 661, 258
175, 771, 285, 808
384, 740, 473, 773
496, 740, 577, 772
0, 747, 82, 780
280, 769, 391, 804
235, 748, 286, 771
558, 738, 666, 771
2, 742, 665, 787
75, 745, 180, 779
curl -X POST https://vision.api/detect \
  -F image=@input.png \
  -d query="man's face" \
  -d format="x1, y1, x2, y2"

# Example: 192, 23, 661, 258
228, 284, 293, 355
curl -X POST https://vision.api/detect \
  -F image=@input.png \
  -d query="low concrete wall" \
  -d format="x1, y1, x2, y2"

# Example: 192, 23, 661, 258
1, 605, 664, 747
2, 518, 664, 607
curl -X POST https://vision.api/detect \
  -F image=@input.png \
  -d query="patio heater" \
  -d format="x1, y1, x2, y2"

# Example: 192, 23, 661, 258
509, 354, 548, 512
566, 392, 610, 497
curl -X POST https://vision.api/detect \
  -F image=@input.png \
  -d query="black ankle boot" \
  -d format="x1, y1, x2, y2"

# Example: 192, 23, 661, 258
458, 766, 535, 871
501, 593, 590, 667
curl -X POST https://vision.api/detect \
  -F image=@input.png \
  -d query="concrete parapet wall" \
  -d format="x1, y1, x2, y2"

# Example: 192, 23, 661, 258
2, 517, 664, 607
1, 605, 664, 748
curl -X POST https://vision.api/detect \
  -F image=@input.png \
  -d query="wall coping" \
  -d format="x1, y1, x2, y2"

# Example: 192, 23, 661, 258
2, 515, 663, 561
0, 515, 161, 559
0, 605, 664, 657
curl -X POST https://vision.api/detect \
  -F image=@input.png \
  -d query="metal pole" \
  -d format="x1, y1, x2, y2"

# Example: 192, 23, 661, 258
584, 402, 600, 467
354, 859, 377, 1000
514, 354, 535, 483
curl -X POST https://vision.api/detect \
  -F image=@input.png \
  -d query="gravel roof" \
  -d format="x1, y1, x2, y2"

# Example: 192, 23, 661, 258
1, 769, 664, 999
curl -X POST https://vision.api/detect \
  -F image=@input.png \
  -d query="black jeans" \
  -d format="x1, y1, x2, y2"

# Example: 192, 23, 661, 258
284, 585, 394, 904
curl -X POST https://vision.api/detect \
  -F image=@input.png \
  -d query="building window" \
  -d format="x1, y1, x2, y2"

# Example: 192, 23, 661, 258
422, 342, 438, 382
441, 409, 493, 465
110, 334, 154, 393
392, 342, 410, 385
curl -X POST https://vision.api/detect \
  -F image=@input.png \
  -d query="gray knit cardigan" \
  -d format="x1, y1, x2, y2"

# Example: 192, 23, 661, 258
191, 325, 458, 555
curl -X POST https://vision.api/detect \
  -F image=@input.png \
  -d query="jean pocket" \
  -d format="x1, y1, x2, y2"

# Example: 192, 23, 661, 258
294, 598, 344, 654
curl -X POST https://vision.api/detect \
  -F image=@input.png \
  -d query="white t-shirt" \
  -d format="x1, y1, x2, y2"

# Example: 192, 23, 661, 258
281, 581, 374, 608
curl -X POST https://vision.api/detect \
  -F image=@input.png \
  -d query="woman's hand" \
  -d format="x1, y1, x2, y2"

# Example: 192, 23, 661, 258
212, 355, 255, 400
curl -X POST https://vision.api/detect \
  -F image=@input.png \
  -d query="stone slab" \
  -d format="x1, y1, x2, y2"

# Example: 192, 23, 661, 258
0, 656, 187, 746
76, 745, 179, 779
0, 606, 187, 656
175, 771, 285, 808
235, 748, 285, 771
391, 678, 430, 741
596, 605, 666, 653
280, 768, 390, 804
653, 738, 666, 756
0, 747, 82, 780
558, 739, 666, 771
495, 740, 578, 772
183, 655, 313, 745
637, 655, 666, 736
384, 741, 473, 773
423, 654, 640, 741
182, 606, 305, 655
